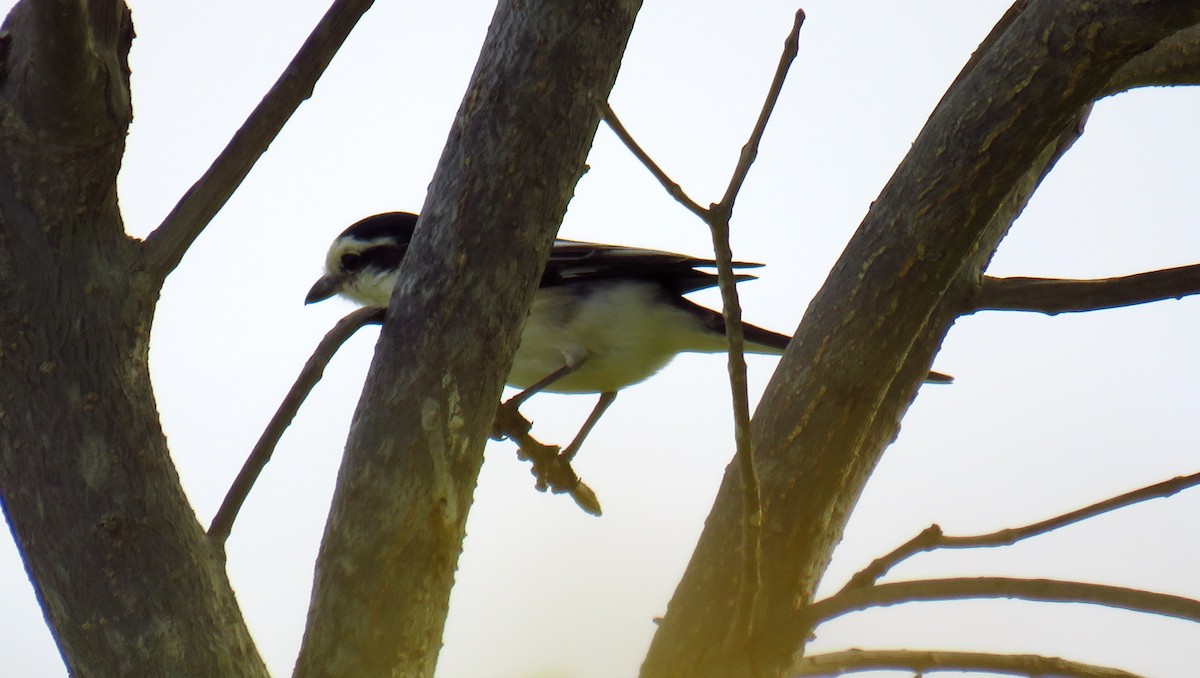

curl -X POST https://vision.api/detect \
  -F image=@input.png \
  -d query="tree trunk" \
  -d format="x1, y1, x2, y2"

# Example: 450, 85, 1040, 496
0, 2, 265, 675
642, 2, 1200, 676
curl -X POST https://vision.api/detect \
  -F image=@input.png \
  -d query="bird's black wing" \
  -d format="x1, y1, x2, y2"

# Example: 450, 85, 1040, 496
543, 239, 762, 295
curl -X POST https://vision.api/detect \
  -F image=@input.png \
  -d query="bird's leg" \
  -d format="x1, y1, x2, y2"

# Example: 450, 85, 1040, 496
491, 362, 581, 441
561, 391, 618, 462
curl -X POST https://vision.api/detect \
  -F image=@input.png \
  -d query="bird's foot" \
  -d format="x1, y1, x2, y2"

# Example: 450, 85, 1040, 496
492, 401, 602, 516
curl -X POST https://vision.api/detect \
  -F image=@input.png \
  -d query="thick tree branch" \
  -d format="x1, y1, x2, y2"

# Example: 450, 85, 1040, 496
973, 265, 1200, 314
139, 0, 375, 280
207, 306, 384, 547
2, 0, 131, 138
643, 3, 1200, 676
1104, 22, 1200, 95
844, 471, 1200, 590
802, 577, 1200, 628
792, 649, 1142, 678
0, 2, 267, 674
293, 3, 643, 676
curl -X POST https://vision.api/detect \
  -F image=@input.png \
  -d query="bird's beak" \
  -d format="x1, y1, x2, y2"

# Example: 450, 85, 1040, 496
305, 274, 343, 305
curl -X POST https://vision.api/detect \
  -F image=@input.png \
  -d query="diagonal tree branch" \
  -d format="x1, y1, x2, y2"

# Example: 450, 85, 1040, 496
139, 0, 376, 281
207, 306, 384, 547
973, 265, 1200, 314
643, 4, 1200, 675
293, 3, 643, 675
843, 470, 1200, 590
792, 649, 1143, 678
801, 577, 1200, 628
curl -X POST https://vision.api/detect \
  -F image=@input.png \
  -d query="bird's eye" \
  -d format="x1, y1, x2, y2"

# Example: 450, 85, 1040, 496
340, 252, 364, 272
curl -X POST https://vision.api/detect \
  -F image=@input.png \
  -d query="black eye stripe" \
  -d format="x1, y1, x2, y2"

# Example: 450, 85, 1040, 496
341, 244, 405, 274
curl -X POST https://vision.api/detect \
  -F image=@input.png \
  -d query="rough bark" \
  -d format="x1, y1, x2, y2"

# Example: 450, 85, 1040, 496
642, 2, 1200, 676
0, 1, 266, 676
292, 2, 643, 676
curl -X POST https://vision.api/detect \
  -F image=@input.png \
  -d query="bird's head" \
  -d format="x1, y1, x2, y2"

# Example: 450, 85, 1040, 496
305, 212, 418, 307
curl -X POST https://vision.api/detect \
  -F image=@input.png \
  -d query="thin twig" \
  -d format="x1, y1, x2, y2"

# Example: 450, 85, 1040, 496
843, 470, 1200, 590
601, 9, 806, 644
974, 264, 1200, 315
792, 648, 1143, 678
718, 9, 805, 210
208, 306, 384, 547
802, 576, 1200, 628
598, 102, 708, 219
140, 0, 377, 281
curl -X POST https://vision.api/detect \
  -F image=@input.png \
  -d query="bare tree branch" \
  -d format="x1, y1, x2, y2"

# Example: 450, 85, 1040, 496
802, 577, 1200, 628
293, 3, 642, 675
792, 649, 1143, 678
844, 471, 1200, 590
207, 306, 384, 547
599, 102, 708, 219
972, 265, 1200, 314
602, 9, 805, 644
139, 0, 376, 280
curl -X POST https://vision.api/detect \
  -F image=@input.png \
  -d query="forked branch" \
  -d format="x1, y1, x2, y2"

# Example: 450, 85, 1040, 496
600, 8, 805, 642
842, 470, 1200, 591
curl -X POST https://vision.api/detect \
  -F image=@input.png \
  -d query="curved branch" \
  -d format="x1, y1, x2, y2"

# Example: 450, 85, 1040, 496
844, 471, 1200, 590
792, 649, 1142, 678
207, 306, 384, 547
802, 577, 1200, 628
973, 265, 1200, 314
139, 0, 376, 281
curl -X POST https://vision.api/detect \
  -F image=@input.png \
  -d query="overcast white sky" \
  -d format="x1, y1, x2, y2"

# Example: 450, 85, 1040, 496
3, 1, 1199, 676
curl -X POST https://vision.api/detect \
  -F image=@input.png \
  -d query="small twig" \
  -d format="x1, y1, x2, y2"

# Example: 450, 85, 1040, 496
792, 648, 1143, 678
601, 8, 806, 642
598, 102, 708, 219
801, 576, 1200, 628
491, 404, 602, 516
140, 0, 377, 281
843, 470, 1200, 591
208, 306, 384, 547
974, 264, 1200, 315
718, 8, 805, 210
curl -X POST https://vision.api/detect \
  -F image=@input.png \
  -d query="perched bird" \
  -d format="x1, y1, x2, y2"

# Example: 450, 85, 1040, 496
306, 211, 951, 459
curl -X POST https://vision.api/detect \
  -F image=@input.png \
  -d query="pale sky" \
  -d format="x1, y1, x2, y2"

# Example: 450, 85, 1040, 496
3, 2, 1199, 676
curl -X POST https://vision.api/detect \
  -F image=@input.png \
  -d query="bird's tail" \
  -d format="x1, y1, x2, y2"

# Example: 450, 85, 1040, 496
685, 300, 954, 384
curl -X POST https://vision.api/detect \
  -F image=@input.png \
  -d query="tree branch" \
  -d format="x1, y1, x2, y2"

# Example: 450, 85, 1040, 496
598, 102, 708, 219
802, 577, 1200, 628
972, 265, 1200, 314
139, 0, 375, 281
602, 8, 805, 645
792, 649, 1143, 678
293, 3, 642, 675
1103, 22, 1200, 95
207, 306, 384, 547
843, 471, 1200, 590
644, 4, 1200, 675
